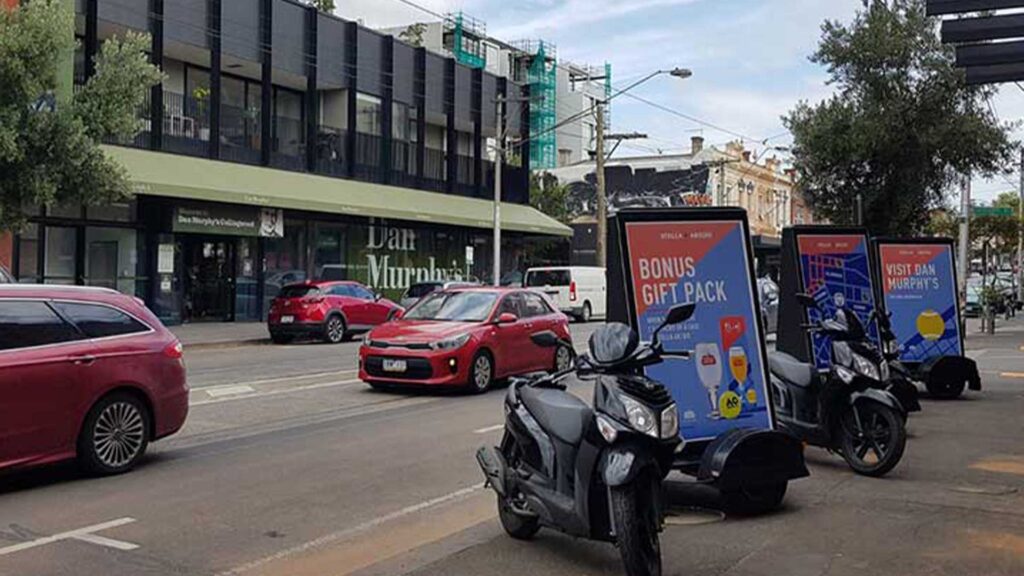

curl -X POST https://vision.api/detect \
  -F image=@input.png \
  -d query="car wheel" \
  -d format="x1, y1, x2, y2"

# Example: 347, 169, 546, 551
77, 392, 151, 476
579, 302, 592, 323
554, 343, 574, 372
323, 315, 347, 344
469, 351, 494, 394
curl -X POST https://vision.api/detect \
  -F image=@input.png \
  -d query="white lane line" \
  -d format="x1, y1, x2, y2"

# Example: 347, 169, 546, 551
0, 518, 137, 557
217, 484, 483, 575
191, 379, 363, 407
205, 385, 256, 398
474, 424, 505, 434
189, 370, 359, 391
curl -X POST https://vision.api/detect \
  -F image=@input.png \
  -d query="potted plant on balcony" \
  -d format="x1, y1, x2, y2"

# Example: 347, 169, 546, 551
192, 86, 211, 140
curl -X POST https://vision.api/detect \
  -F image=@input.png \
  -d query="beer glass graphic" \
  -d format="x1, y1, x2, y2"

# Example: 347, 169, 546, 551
696, 343, 723, 418
729, 346, 748, 385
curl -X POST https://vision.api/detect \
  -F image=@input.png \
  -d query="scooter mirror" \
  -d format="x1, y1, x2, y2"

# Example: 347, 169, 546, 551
664, 303, 696, 326
530, 331, 561, 348
795, 293, 819, 309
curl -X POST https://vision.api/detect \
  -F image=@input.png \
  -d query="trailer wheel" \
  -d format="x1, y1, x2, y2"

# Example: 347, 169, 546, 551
721, 481, 787, 516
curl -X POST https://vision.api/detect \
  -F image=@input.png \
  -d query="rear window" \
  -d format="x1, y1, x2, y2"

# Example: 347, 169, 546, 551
526, 270, 571, 287
278, 286, 321, 299
406, 283, 442, 298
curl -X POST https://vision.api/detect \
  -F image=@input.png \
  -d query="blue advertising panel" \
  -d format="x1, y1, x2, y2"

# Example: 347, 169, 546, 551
620, 217, 772, 443
877, 242, 963, 362
797, 233, 880, 370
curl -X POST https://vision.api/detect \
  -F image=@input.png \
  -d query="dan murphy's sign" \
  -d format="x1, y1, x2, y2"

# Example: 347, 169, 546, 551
173, 205, 283, 238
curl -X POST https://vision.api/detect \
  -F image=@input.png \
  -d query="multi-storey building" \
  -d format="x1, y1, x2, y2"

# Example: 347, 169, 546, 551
384, 13, 609, 169
3, 0, 569, 325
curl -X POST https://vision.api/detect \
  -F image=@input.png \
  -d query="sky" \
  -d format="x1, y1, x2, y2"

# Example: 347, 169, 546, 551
332, 0, 1024, 204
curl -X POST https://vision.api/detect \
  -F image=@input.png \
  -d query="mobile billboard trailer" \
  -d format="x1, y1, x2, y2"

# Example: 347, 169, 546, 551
872, 238, 981, 399
608, 207, 807, 514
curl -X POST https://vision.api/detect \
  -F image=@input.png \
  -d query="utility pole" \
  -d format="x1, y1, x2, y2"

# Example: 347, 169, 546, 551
493, 97, 504, 287
595, 103, 607, 268
855, 193, 864, 226
958, 174, 972, 308
1018, 147, 1023, 304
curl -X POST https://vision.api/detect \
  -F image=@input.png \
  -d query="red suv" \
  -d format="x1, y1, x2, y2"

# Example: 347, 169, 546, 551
360, 288, 573, 393
0, 285, 189, 476
268, 281, 404, 344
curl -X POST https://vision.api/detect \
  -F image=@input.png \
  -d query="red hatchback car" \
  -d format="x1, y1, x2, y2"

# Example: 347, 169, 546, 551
0, 285, 188, 476
268, 281, 404, 344
359, 288, 573, 392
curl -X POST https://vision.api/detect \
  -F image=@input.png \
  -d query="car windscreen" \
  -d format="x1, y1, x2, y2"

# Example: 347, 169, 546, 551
278, 285, 320, 299
404, 291, 498, 322
525, 270, 571, 287
406, 283, 442, 299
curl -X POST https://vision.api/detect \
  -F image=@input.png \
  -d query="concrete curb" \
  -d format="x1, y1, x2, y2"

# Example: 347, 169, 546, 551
182, 338, 270, 351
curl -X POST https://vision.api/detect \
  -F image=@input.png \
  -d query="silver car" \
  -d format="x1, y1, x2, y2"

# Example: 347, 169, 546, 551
757, 276, 779, 333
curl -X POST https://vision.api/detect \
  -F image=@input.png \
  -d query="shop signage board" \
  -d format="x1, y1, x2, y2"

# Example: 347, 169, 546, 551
609, 208, 773, 443
874, 239, 963, 363
777, 227, 880, 370
173, 205, 283, 238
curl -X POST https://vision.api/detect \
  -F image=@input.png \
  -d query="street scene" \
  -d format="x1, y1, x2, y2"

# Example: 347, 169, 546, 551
3, 0, 1024, 575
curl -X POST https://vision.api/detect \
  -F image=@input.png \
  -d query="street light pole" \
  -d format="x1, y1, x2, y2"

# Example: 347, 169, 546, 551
493, 97, 504, 287
593, 67, 692, 267
959, 174, 972, 307
1018, 147, 1023, 303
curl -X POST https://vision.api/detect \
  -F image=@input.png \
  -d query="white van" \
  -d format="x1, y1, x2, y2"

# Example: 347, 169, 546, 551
524, 266, 606, 322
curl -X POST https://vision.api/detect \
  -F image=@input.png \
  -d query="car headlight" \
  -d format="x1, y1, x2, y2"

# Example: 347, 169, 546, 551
433, 333, 471, 350
362, 332, 373, 346
619, 394, 658, 438
852, 353, 880, 380
660, 403, 679, 439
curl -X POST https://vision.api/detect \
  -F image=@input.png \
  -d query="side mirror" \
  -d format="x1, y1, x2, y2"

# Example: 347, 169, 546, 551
795, 293, 818, 309
374, 293, 383, 302
664, 303, 696, 326
391, 309, 404, 321
530, 331, 560, 348
496, 312, 519, 325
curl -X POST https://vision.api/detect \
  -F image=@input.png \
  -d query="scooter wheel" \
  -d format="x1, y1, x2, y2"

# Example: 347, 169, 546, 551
610, 472, 663, 576
839, 402, 907, 477
497, 495, 540, 540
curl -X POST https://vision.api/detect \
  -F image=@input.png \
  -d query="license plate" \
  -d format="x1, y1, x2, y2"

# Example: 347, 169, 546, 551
382, 359, 407, 373
280, 315, 295, 324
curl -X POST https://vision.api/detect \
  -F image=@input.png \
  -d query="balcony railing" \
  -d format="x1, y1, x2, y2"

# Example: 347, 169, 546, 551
353, 132, 382, 182
454, 154, 477, 198
314, 125, 347, 178
272, 115, 304, 171
422, 147, 446, 193
390, 139, 417, 189
221, 102, 261, 166
162, 91, 209, 157
101, 89, 151, 149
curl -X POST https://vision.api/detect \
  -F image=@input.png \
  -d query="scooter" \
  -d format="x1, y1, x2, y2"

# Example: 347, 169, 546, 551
769, 294, 907, 477
477, 303, 695, 576
871, 310, 922, 414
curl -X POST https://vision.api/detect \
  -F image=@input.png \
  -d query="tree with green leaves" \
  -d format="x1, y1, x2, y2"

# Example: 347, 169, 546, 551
784, 0, 1017, 236
399, 23, 427, 47
529, 172, 572, 225
0, 0, 163, 232
307, 0, 335, 12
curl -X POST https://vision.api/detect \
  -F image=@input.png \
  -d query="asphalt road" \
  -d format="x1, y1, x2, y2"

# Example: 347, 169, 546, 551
1, 320, 1023, 576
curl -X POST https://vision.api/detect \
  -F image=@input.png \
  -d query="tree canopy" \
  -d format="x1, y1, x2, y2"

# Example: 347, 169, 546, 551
307, 0, 336, 13
529, 172, 572, 225
0, 0, 162, 232
784, 0, 1017, 236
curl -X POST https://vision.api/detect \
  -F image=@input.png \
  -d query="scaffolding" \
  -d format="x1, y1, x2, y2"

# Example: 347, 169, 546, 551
444, 12, 486, 69
511, 40, 558, 170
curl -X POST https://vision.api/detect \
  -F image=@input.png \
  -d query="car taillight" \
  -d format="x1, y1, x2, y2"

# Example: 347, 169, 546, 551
569, 280, 577, 302
164, 341, 184, 360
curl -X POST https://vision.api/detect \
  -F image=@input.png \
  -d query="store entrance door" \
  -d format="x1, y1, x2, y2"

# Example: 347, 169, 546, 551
183, 236, 236, 322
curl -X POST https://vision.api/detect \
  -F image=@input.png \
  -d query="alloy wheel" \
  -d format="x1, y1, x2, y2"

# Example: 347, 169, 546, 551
93, 402, 146, 469
555, 345, 573, 372
473, 354, 493, 392
326, 317, 345, 343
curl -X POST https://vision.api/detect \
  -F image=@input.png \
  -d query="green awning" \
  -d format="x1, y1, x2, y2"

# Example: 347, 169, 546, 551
103, 146, 572, 237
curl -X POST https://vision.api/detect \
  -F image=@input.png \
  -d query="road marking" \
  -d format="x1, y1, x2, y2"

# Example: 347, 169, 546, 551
473, 424, 504, 434
191, 379, 362, 407
971, 456, 1024, 476
1001, 372, 1024, 379
205, 385, 256, 398
217, 484, 483, 576
0, 518, 138, 557
190, 370, 358, 391
969, 349, 989, 359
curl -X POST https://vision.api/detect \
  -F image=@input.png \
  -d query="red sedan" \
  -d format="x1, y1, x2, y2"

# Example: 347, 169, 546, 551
268, 281, 404, 344
0, 285, 188, 475
359, 287, 574, 393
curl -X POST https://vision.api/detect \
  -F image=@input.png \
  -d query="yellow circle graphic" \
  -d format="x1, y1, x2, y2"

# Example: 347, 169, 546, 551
719, 391, 742, 420
745, 388, 758, 405
916, 310, 944, 341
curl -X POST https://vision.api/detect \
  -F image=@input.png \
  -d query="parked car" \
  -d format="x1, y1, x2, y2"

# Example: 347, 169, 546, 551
758, 276, 780, 333
0, 285, 188, 475
524, 266, 606, 323
499, 270, 524, 287
964, 282, 982, 318
359, 287, 573, 393
399, 281, 480, 309
267, 281, 403, 344
0, 265, 12, 283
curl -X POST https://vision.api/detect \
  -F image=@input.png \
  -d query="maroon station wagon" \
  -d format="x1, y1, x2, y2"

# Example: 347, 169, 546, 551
0, 285, 189, 475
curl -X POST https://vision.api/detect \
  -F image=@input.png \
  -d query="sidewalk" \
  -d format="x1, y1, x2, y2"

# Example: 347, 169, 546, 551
170, 322, 269, 349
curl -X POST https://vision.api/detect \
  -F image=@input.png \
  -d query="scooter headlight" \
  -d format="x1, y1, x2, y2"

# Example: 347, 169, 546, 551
852, 353, 880, 381
660, 403, 679, 439
619, 394, 658, 438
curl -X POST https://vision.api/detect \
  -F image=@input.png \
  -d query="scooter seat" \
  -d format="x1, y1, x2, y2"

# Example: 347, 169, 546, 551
520, 386, 593, 445
769, 351, 816, 389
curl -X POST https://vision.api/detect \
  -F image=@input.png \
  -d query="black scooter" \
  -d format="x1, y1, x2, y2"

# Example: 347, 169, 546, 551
871, 310, 922, 413
769, 294, 907, 477
477, 303, 695, 576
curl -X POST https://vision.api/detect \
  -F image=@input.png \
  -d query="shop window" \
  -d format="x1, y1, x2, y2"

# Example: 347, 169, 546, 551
44, 226, 77, 285
314, 223, 347, 281
85, 227, 145, 297
87, 200, 137, 223
263, 220, 308, 316
17, 223, 39, 283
